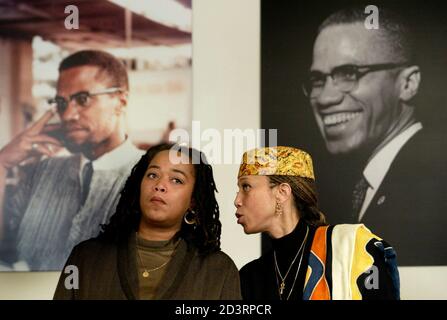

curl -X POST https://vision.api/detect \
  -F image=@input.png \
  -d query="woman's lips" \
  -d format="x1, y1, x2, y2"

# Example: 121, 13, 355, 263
150, 196, 166, 204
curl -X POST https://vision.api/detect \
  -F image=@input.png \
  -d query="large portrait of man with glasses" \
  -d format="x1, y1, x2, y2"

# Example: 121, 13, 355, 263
0, 50, 144, 271
262, 0, 447, 266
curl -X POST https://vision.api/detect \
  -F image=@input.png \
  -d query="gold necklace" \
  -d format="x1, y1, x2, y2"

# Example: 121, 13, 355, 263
137, 250, 170, 278
136, 236, 178, 278
274, 226, 309, 300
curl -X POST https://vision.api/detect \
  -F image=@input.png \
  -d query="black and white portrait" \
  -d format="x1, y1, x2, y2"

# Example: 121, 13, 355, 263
262, 0, 447, 266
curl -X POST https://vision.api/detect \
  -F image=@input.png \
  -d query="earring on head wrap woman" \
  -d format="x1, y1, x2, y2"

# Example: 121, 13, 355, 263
275, 201, 283, 216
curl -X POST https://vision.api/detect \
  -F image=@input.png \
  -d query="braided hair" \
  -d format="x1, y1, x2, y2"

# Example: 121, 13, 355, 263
98, 143, 221, 255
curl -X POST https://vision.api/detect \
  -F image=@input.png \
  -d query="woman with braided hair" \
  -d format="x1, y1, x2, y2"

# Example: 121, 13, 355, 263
54, 143, 241, 299
235, 146, 400, 300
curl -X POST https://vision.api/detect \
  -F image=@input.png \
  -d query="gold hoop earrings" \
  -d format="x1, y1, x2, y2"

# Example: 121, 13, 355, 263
184, 209, 197, 225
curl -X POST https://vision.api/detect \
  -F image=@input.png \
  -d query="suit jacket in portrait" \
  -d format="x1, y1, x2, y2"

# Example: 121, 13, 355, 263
360, 128, 447, 266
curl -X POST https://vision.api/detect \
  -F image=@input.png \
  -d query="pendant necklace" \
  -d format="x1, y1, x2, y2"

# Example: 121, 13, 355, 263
136, 247, 171, 278
136, 235, 179, 278
274, 226, 309, 300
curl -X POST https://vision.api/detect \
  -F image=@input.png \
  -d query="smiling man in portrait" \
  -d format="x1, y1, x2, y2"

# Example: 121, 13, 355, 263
301, 5, 447, 266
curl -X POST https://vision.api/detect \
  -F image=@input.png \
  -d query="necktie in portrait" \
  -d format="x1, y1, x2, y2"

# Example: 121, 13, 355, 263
352, 174, 369, 221
81, 161, 93, 205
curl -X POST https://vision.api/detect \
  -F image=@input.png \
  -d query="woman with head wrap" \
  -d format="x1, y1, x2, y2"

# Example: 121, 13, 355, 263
235, 146, 399, 300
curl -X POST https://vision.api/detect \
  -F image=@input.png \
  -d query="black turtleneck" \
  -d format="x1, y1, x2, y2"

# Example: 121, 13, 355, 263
240, 219, 316, 300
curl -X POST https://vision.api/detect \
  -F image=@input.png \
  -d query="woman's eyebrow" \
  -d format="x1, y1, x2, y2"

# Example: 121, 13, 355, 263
172, 168, 187, 178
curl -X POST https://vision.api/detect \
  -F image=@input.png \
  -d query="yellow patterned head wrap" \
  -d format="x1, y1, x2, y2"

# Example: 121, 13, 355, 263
237, 146, 315, 180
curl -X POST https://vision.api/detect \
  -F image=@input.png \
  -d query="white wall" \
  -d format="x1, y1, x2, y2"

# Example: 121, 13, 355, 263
0, 0, 446, 300
399, 267, 447, 300
192, 0, 261, 269
0, 272, 59, 300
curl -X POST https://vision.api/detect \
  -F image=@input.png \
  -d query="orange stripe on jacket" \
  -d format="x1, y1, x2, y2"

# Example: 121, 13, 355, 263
306, 226, 331, 300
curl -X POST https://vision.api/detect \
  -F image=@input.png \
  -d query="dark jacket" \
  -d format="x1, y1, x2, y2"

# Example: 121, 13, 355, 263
361, 128, 447, 265
319, 128, 447, 266
53, 233, 242, 300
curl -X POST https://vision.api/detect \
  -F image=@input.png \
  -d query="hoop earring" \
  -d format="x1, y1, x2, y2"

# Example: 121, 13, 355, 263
184, 209, 197, 225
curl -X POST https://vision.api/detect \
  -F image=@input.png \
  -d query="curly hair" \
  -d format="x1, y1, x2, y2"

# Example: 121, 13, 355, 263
268, 175, 327, 227
98, 143, 221, 255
